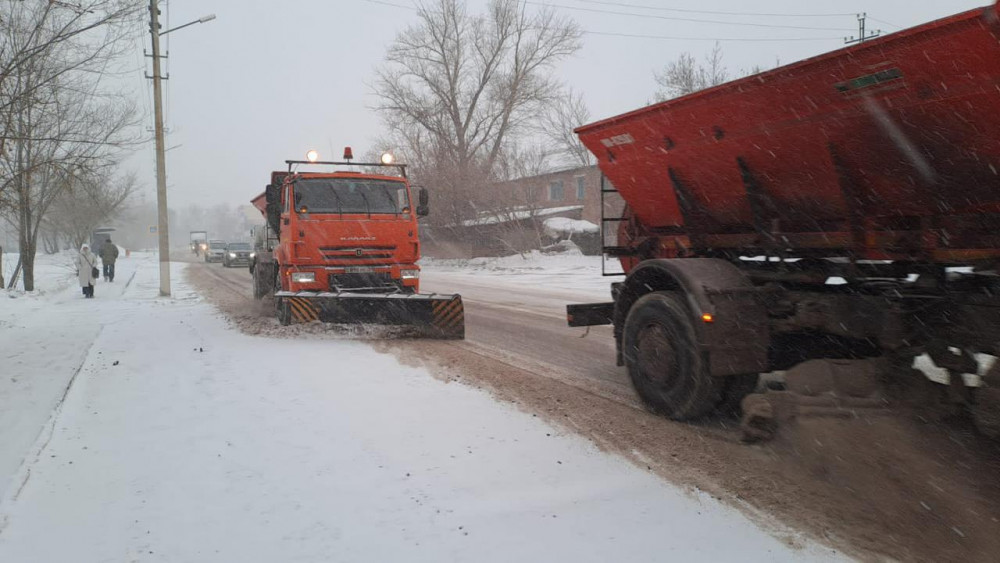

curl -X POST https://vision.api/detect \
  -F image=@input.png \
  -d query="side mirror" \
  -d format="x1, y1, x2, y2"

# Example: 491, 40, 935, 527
264, 184, 276, 204
416, 187, 429, 217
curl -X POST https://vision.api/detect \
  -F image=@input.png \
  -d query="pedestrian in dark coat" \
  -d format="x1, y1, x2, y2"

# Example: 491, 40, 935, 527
100, 239, 119, 282
76, 244, 98, 298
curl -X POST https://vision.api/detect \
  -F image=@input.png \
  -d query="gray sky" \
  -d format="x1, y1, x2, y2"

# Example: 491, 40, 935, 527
125, 0, 986, 209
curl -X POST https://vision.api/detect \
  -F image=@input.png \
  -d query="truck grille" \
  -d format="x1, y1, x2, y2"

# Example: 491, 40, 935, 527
320, 245, 396, 261
329, 272, 399, 293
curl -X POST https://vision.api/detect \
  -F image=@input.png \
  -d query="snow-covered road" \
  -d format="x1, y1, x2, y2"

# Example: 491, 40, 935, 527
0, 253, 843, 561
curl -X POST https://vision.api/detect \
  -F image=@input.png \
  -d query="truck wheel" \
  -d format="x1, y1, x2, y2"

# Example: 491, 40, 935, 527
277, 299, 292, 326
622, 291, 722, 420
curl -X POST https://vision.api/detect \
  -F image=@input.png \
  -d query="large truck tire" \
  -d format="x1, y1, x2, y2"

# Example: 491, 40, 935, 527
276, 298, 292, 326
622, 291, 722, 420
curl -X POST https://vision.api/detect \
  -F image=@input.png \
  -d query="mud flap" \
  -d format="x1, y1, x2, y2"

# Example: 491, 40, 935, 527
276, 291, 465, 339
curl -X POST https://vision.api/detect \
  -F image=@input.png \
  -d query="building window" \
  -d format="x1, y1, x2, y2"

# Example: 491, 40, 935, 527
526, 186, 537, 201
549, 180, 564, 201
575, 176, 586, 200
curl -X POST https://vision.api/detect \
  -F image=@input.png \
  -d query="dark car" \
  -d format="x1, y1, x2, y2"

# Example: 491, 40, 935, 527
222, 242, 254, 268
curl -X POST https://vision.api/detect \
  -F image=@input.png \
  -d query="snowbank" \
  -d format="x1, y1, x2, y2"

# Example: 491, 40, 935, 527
1, 250, 79, 294
542, 216, 599, 237
421, 249, 622, 298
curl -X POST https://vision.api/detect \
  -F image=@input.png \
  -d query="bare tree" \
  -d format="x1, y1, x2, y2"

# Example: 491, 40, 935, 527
44, 169, 138, 250
536, 88, 593, 168
373, 0, 581, 230
0, 0, 140, 290
0, 0, 140, 165
653, 42, 728, 101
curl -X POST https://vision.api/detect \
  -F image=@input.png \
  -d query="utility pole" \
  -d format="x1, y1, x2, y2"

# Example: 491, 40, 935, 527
149, 0, 170, 297
845, 13, 880, 45
145, 3, 214, 297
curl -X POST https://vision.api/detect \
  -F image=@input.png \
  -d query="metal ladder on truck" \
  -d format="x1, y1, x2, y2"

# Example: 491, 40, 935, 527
599, 174, 628, 277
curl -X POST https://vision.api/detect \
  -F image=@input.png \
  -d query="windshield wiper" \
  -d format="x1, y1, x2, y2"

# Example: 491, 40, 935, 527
328, 187, 344, 217
358, 190, 371, 218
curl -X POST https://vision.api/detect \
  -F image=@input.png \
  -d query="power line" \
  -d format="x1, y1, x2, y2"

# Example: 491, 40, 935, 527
584, 30, 841, 42
575, 0, 855, 18
524, 1, 856, 31
360, 0, 843, 42
364, 0, 416, 10
867, 16, 902, 30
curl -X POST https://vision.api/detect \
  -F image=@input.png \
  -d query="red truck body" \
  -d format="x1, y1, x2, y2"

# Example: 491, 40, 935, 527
568, 3, 1000, 424
578, 3, 1000, 269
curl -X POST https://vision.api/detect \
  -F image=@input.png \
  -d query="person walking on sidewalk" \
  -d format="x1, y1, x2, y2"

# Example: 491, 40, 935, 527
100, 238, 119, 282
76, 244, 98, 298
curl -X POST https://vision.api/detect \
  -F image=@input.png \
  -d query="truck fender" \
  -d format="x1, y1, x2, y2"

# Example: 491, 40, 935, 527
615, 258, 769, 376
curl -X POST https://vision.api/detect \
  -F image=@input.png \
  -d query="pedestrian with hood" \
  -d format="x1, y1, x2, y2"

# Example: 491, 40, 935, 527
100, 238, 119, 282
76, 243, 98, 298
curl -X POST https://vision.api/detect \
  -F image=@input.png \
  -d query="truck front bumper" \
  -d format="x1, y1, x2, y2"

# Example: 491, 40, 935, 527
274, 290, 464, 339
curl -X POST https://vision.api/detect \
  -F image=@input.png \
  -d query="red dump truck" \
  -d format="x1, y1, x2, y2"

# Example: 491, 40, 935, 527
568, 3, 1000, 428
251, 149, 464, 338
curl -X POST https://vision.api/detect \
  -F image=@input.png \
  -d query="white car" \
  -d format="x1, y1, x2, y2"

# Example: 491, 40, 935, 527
204, 240, 227, 263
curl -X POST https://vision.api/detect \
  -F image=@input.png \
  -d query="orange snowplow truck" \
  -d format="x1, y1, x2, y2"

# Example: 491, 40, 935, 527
250, 149, 464, 338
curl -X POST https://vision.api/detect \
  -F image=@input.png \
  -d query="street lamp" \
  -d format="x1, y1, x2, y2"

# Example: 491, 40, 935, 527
162, 14, 216, 36
148, 2, 215, 297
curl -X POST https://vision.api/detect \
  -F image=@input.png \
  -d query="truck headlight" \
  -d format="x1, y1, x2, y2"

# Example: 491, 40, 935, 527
291, 272, 316, 283
400, 269, 420, 279
250, 252, 255, 258
229, 253, 236, 258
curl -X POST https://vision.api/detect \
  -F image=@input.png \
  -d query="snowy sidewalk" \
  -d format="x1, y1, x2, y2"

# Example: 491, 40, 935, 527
0, 257, 844, 562
0, 252, 153, 500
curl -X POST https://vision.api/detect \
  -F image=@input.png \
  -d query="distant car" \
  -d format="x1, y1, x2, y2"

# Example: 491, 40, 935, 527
222, 242, 254, 268
204, 240, 227, 263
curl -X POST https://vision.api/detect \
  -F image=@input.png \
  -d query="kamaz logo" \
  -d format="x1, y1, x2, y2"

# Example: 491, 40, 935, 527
341, 236, 376, 241
355, 249, 364, 257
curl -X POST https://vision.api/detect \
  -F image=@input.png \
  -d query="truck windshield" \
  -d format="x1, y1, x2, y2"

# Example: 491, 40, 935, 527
293, 178, 409, 215
227, 243, 251, 250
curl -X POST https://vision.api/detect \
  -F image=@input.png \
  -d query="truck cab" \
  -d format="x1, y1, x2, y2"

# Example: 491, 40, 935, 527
190, 231, 208, 255
249, 151, 461, 337
252, 159, 429, 297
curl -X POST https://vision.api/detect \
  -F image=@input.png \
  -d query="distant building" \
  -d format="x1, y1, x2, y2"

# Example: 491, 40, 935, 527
495, 164, 608, 225
424, 165, 623, 257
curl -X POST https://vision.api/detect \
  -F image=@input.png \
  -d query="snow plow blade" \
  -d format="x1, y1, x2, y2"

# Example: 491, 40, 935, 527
274, 291, 465, 339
